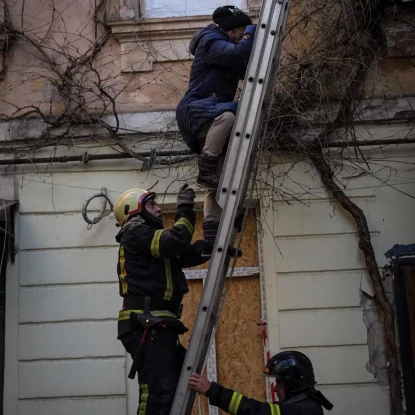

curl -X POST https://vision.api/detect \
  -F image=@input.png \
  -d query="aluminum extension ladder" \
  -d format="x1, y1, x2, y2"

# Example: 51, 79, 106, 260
170, 1, 290, 414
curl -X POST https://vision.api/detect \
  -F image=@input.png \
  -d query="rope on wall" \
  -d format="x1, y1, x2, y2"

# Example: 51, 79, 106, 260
82, 187, 114, 229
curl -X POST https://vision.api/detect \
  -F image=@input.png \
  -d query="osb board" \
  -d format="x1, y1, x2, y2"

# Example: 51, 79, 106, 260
181, 280, 203, 348
215, 275, 266, 413
162, 209, 259, 269
180, 276, 266, 414
162, 210, 265, 414
180, 279, 210, 415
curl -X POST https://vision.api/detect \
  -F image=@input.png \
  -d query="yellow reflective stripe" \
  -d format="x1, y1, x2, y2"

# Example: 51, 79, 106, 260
228, 392, 237, 414
175, 217, 195, 235
119, 246, 128, 294
138, 384, 148, 415
151, 230, 163, 257
234, 394, 243, 414
268, 403, 281, 415
118, 309, 177, 321
228, 392, 243, 415
163, 259, 173, 301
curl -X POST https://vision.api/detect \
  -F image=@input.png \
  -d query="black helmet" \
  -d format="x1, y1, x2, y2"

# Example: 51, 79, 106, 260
264, 351, 316, 393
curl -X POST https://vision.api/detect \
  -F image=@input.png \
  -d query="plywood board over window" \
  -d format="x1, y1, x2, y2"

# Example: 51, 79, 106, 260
162, 210, 266, 415
395, 262, 415, 414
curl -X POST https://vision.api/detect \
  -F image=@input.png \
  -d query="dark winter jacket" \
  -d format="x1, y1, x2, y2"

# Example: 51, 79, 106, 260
176, 23, 256, 153
115, 206, 207, 322
207, 382, 331, 415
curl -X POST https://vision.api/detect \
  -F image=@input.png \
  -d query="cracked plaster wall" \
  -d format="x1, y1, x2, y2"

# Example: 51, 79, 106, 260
361, 267, 400, 392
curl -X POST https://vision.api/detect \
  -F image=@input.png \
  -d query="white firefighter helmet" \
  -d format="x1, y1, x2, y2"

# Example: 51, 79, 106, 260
114, 188, 156, 226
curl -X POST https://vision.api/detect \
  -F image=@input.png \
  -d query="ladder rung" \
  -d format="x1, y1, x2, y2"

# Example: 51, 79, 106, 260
169, 2, 291, 414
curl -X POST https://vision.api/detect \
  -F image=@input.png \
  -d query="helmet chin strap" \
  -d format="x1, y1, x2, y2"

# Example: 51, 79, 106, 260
306, 388, 334, 411
139, 207, 163, 229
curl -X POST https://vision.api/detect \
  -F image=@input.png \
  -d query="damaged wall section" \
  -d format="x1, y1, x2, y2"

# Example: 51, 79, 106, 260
360, 269, 394, 390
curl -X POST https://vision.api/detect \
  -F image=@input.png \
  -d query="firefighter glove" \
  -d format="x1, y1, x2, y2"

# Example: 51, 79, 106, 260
177, 184, 195, 210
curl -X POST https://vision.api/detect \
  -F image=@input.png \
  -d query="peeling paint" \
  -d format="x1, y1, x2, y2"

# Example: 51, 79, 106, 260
119, 0, 139, 20
361, 291, 390, 389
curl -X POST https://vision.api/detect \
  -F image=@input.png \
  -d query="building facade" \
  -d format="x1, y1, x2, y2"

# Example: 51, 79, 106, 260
1, 0, 415, 414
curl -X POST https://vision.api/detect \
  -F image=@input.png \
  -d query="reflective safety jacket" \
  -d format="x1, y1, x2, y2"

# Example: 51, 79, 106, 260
115, 207, 206, 321
207, 382, 325, 415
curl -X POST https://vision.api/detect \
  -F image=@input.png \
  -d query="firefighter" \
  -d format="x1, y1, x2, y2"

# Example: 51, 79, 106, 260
176, 5, 256, 250
114, 185, 208, 415
189, 350, 334, 415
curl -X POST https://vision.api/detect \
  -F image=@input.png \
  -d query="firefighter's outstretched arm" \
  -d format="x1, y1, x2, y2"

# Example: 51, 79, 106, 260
178, 239, 210, 268
190, 374, 287, 415
132, 185, 197, 258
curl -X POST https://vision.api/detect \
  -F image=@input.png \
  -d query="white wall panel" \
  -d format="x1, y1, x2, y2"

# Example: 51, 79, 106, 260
276, 271, 366, 310
20, 248, 118, 286
279, 308, 367, 347
273, 198, 375, 237
263, 161, 327, 202
319, 384, 390, 415
273, 234, 368, 273
19, 284, 120, 323
19, 214, 116, 250
18, 359, 125, 399
18, 397, 126, 415
366, 185, 415, 258
17, 169, 194, 214
266, 155, 415, 202
19, 321, 122, 360
282, 346, 374, 385
10, 132, 415, 415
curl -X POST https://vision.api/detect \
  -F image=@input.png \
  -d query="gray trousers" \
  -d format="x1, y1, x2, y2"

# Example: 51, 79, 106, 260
197, 112, 236, 222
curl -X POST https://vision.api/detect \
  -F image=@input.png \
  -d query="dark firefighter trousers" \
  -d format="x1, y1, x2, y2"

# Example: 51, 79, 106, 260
119, 325, 186, 415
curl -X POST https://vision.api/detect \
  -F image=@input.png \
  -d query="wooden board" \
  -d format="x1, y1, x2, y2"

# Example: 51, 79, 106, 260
163, 210, 264, 414
216, 275, 266, 413
181, 279, 204, 348
404, 266, 415, 373
180, 276, 265, 415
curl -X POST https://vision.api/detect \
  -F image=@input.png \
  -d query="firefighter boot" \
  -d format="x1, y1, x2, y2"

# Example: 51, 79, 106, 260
202, 221, 242, 258
197, 153, 221, 189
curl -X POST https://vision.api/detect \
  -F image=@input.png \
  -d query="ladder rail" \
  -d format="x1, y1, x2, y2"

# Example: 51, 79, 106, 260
170, 2, 291, 414
215, 0, 276, 202
218, 0, 290, 208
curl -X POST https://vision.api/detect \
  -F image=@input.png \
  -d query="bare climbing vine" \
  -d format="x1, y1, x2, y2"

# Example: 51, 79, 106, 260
0, 0, 189, 167
310, 149, 403, 415
257, 3, 413, 413
0, 0, 414, 413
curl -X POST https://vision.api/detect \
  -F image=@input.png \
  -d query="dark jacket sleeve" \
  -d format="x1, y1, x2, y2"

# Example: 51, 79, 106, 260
131, 208, 196, 258
207, 382, 287, 415
203, 25, 256, 66
178, 240, 210, 268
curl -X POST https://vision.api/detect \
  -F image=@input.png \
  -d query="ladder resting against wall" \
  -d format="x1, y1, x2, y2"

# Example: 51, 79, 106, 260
170, 1, 291, 414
